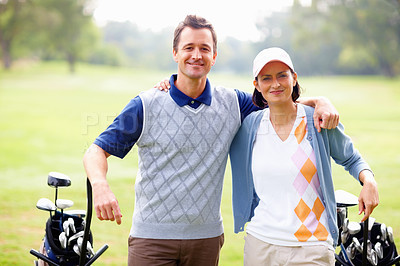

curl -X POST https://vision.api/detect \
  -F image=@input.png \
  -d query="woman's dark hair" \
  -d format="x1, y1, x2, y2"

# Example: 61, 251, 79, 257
252, 71, 301, 108
173, 15, 217, 55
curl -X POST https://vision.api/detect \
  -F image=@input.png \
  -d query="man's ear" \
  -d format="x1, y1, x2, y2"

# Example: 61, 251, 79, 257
211, 51, 217, 66
172, 49, 178, 63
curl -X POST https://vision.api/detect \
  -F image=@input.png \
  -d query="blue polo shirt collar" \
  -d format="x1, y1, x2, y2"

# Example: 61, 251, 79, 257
169, 74, 212, 108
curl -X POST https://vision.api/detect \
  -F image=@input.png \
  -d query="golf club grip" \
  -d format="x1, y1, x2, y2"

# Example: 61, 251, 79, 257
362, 217, 368, 266
79, 178, 93, 266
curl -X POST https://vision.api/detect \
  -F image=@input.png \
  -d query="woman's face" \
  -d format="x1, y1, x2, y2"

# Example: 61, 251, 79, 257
254, 61, 297, 106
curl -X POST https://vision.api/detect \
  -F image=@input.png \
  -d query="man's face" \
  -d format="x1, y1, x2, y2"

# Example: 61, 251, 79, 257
173, 27, 217, 81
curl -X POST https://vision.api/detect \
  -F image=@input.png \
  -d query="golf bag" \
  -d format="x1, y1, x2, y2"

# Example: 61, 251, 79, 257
39, 212, 93, 266
335, 190, 400, 266
336, 220, 400, 266
31, 173, 108, 266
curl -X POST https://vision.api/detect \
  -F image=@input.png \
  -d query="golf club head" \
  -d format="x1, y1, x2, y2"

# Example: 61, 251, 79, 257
63, 220, 70, 237
353, 237, 363, 253
374, 242, 383, 259
343, 218, 349, 233
380, 223, 387, 241
341, 231, 349, 244
387, 226, 394, 243
337, 207, 347, 230
346, 243, 356, 260
77, 237, 93, 255
77, 237, 95, 257
348, 221, 361, 235
68, 231, 84, 246
48, 172, 71, 188
367, 239, 372, 253
59, 232, 67, 249
368, 249, 378, 266
56, 199, 74, 209
335, 190, 358, 207
86, 240, 95, 256
368, 217, 376, 231
77, 236, 83, 251
73, 244, 80, 256
68, 217, 76, 234
36, 198, 56, 211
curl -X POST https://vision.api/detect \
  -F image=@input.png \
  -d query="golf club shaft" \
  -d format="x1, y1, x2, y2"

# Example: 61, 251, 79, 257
79, 178, 93, 266
55, 187, 58, 205
362, 217, 369, 266
388, 255, 400, 265
84, 244, 109, 266
30, 249, 60, 266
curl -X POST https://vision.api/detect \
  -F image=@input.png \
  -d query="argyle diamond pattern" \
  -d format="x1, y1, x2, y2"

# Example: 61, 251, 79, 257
135, 88, 240, 226
292, 117, 328, 242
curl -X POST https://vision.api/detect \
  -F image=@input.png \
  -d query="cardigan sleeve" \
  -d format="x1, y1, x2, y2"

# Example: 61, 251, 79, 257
326, 123, 371, 181
229, 111, 263, 233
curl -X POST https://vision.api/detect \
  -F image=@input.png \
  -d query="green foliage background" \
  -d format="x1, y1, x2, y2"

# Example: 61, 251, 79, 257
0, 62, 400, 265
1, 0, 400, 76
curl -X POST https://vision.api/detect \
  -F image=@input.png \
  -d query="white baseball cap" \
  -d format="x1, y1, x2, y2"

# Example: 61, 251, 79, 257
252, 47, 295, 78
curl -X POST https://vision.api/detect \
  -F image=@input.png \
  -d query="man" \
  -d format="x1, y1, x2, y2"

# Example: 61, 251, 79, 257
83, 15, 339, 266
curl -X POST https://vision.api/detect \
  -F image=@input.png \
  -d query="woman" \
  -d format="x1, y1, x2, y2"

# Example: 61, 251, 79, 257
229, 47, 379, 265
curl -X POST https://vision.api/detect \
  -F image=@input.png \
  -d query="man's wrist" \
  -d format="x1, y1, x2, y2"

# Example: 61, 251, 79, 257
297, 96, 325, 108
90, 178, 108, 188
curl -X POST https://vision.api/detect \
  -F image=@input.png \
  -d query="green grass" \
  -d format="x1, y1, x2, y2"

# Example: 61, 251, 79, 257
1, 62, 399, 265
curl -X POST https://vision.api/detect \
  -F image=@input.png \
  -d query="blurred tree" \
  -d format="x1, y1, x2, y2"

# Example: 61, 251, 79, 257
87, 42, 126, 66
0, 0, 33, 69
215, 37, 255, 73
255, 9, 339, 75
0, 0, 100, 72
255, 0, 399, 76
36, 0, 99, 73
101, 21, 174, 70
331, 0, 400, 77
289, 0, 400, 77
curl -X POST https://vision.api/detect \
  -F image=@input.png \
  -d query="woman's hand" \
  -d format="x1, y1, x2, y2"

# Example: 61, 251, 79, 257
358, 170, 379, 222
154, 77, 171, 92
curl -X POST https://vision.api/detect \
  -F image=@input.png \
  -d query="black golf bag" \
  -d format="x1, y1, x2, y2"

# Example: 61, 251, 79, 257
336, 214, 400, 266
40, 212, 93, 266
31, 174, 108, 266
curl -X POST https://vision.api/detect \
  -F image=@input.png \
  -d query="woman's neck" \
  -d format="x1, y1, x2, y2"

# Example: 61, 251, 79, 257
269, 102, 297, 124
268, 102, 298, 141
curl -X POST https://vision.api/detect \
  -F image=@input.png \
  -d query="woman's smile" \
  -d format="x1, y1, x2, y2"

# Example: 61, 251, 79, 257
270, 89, 284, 95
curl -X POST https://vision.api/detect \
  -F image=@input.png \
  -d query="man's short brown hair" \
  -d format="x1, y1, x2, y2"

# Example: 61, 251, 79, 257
173, 15, 217, 55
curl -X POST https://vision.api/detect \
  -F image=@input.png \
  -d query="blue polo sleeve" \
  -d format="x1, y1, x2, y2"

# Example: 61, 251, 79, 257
234, 89, 261, 122
94, 96, 143, 159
